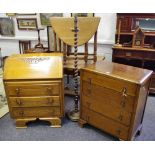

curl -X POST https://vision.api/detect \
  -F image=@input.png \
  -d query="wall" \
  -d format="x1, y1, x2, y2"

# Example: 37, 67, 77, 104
0, 13, 116, 61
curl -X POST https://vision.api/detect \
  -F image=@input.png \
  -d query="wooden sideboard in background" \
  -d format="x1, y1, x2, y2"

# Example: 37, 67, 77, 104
113, 13, 155, 94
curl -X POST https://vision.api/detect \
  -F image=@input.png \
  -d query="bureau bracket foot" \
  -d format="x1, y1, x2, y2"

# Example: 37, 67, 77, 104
39, 117, 61, 128
15, 118, 36, 128
78, 119, 87, 128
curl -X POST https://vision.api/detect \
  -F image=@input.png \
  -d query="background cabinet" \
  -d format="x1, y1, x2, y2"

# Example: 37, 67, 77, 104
113, 13, 155, 94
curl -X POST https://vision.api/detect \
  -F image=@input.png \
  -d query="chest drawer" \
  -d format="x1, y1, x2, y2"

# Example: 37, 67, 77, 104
82, 95, 132, 126
9, 96, 60, 107
82, 71, 137, 96
81, 107, 129, 140
5, 82, 60, 97
11, 107, 60, 118
82, 81, 134, 112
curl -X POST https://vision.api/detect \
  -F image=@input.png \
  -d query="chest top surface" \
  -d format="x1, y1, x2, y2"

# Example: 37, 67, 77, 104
81, 60, 153, 84
3, 53, 63, 80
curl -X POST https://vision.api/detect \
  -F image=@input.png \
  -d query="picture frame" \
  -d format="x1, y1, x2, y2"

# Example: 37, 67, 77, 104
0, 17, 15, 36
71, 13, 94, 17
16, 13, 37, 16
17, 18, 38, 30
40, 13, 63, 26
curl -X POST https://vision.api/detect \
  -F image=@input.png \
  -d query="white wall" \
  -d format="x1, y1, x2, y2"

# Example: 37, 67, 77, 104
0, 13, 116, 61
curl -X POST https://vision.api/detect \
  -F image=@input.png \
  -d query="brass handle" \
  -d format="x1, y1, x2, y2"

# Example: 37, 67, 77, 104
19, 111, 24, 116
122, 87, 127, 97
118, 114, 123, 121
16, 99, 22, 105
47, 87, 53, 94
48, 98, 54, 105
15, 88, 20, 96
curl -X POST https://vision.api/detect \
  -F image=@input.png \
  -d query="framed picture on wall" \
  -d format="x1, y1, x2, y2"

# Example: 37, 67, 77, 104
16, 13, 37, 16
71, 13, 94, 17
40, 13, 63, 26
17, 18, 38, 30
0, 18, 15, 36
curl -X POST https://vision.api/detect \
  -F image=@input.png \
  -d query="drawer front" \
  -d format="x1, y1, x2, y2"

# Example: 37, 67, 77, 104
11, 107, 61, 118
82, 71, 137, 96
9, 96, 60, 107
114, 50, 144, 59
82, 95, 132, 126
82, 81, 134, 113
81, 107, 129, 140
6, 83, 60, 97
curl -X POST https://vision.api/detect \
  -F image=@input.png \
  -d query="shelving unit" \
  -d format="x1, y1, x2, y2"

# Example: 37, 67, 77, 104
113, 13, 155, 94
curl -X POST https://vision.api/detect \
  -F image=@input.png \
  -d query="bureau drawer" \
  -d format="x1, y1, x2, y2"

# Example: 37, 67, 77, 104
82, 81, 134, 112
5, 82, 60, 97
82, 71, 137, 96
82, 95, 132, 126
81, 107, 129, 140
11, 107, 61, 118
9, 96, 60, 107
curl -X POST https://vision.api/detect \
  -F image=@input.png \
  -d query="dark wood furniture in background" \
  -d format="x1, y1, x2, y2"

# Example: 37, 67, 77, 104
3, 53, 64, 128
113, 13, 155, 94
79, 61, 152, 140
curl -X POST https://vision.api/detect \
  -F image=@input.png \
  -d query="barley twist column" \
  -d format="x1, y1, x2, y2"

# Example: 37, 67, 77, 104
67, 16, 80, 121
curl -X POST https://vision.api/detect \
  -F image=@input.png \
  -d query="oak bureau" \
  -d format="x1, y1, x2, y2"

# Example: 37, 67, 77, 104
79, 60, 153, 140
3, 53, 64, 128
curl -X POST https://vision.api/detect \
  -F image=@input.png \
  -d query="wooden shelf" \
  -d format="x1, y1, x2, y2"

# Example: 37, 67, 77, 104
113, 46, 155, 52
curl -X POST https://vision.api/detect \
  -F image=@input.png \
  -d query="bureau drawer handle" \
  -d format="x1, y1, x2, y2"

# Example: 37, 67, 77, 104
19, 111, 24, 116
122, 87, 127, 97
48, 98, 54, 105
15, 88, 20, 96
16, 99, 22, 105
47, 87, 53, 94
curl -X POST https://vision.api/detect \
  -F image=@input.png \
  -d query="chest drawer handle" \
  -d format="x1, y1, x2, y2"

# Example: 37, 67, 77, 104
16, 99, 22, 105
118, 114, 123, 121
15, 88, 20, 96
122, 87, 127, 97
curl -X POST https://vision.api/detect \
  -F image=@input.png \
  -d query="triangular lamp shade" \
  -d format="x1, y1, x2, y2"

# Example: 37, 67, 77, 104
50, 17, 101, 46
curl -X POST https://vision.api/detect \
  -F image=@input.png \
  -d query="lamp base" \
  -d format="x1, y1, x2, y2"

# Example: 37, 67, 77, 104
67, 110, 80, 122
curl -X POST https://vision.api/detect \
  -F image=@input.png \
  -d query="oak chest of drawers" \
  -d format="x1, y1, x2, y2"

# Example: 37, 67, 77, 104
79, 61, 153, 140
3, 53, 64, 128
